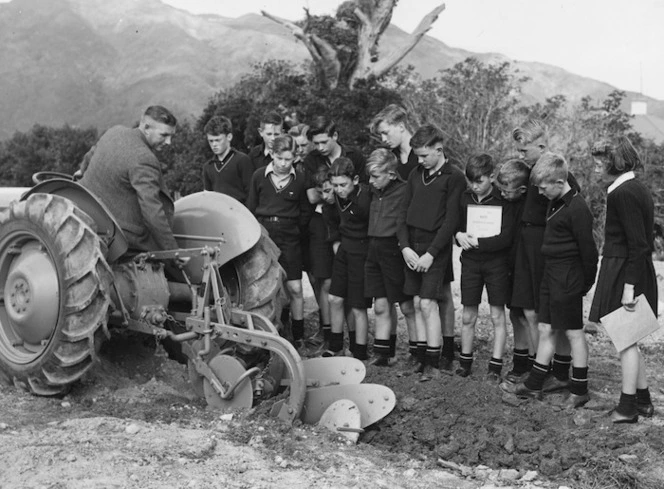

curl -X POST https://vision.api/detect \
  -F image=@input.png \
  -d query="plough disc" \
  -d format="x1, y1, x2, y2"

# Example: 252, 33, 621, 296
318, 399, 362, 443
203, 354, 253, 411
300, 357, 366, 387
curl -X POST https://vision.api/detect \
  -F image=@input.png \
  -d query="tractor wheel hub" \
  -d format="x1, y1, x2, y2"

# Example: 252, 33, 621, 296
4, 244, 59, 344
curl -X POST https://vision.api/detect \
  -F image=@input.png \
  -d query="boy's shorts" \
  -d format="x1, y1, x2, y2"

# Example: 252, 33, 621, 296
259, 218, 302, 281
364, 237, 412, 304
538, 258, 584, 330
308, 213, 334, 279
510, 224, 545, 311
460, 254, 511, 306
403, 241, 452, 301
330, 237, 372, 309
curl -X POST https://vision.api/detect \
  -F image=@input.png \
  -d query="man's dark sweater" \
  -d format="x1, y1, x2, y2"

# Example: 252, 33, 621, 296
247, 167, 309, 227
248, 143, 272, 173
397, 162, 466, 257
329, 183, 372, 241
391, 148, 419, 183
202, 149, 253, 204
542, 189, 598, 291
368, 179, 406, 238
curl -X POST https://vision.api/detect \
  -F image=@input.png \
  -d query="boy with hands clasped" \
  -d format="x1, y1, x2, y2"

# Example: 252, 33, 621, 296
397, 125, 466, 380
501, 153, 598, 409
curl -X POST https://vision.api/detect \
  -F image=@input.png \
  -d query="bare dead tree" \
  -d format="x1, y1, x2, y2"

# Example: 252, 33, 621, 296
262, 0, 445, 90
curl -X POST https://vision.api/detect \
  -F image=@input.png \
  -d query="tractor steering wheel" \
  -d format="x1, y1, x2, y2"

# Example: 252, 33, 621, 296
32, 172, 76, 185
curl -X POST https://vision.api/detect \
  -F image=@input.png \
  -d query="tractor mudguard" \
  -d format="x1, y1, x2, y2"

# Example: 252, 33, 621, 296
23, 179, 128, 263
173, 192, 261, 283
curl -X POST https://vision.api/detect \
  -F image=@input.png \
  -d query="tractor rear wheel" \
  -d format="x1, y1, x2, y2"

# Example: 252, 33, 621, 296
0, 194, 112, 395
221, 227, 286, 327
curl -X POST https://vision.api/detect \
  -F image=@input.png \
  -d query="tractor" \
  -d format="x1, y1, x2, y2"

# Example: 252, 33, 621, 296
0, 173, 394, 432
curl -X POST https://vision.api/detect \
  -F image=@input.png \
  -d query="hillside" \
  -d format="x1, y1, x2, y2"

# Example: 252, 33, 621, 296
0, 0, 661, 139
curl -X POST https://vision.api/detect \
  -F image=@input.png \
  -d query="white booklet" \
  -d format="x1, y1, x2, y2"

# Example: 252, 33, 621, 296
600, 295, 660, 352
466, 205, 502, 238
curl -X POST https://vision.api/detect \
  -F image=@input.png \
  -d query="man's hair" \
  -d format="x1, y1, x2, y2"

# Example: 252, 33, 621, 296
329, 157, 357, 179
312, 169, 331, 188
259, 112, 283, 129
512, 119, 548, 145
530, 152, 568, 185
591, 136, 641, 175
369, 104, 413, 135
410, 124, 445, 149
465, 153, 494, 181
366, 148, 398, 175
144, 106, 177, 126
288, 123, 310, 139
497, 159, 530, 188
204, 116, 232, 136
272, 135, 296, 155
308, 116, 337, 140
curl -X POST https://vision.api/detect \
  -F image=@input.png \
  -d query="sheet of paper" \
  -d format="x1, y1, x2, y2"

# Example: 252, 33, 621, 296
600, 294, 661, 352
466, 204, 502, 238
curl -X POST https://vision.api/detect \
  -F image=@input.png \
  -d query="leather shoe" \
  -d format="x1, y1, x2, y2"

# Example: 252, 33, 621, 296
542, 375, 570, 392
500, 381, 542, 400
419, 365, 442, 382
366, 356, 389, 367
610, 409, 638, 424
637, 402, 655, 417
439, 357, 454, 373
565, 392, 590, 409
504, 369, 529, 384
455, 365, 471, 377
485, 371, 502, 383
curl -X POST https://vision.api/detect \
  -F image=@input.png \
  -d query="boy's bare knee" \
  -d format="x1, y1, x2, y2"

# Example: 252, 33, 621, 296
419, 298, 437, 315
329, 295, 344, 307
538, 322, 552, 336
399, 299, 415, 316
374, 298, 390, 316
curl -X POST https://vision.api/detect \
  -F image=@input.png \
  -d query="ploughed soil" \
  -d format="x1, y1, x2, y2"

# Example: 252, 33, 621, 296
1, 254, 664, 488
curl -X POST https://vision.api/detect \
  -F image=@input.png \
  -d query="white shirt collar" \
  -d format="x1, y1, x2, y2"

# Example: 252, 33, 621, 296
608, 171, 635, 194
264, 162, 295, 177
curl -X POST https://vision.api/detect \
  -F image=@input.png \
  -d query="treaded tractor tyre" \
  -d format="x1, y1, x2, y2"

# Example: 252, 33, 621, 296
0, 193, 112, 395
226, 227, 286, 327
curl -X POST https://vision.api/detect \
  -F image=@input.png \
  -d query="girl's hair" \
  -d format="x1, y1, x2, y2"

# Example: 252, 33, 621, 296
512, 119, 548, 145
530, 152, 567, 185
369, 104, 413, 135
329, 157, 357, 179
465, 153, 494, 182
272, 135, 296, 155
591, 136, 641, 175
366, 148, 398, 175
497, 159, 530, 188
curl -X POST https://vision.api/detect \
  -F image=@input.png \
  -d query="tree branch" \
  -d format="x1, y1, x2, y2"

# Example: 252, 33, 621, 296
261, 10, 341, 89
367, 3, 446, 80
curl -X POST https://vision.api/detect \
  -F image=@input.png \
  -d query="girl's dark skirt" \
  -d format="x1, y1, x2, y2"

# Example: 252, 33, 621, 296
589, 256, 658, 323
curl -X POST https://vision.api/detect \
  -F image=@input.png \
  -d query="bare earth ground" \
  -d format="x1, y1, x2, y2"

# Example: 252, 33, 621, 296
1, 252, 664, 489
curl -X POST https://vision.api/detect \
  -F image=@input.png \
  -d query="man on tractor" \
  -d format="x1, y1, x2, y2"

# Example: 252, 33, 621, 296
79, 105, 179, 252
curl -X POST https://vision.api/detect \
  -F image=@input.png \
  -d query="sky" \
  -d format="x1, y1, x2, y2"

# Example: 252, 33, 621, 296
162, 0, 664, 101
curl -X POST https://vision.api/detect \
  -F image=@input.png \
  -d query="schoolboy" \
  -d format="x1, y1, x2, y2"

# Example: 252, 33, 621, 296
455, 154, 521, 381
248, 112, 284, 172
303, 115, 367, 205
327, 157, 373, 360
202, 115, 253, 204
506, 119, 580, 390
247, 135, 309, 346
307, 169, 337, 345
501, 153, 597, 408
396, 125, 466, 379
370, 104, 419, 182
364, 149, 416, 366
493, 159, 531, 378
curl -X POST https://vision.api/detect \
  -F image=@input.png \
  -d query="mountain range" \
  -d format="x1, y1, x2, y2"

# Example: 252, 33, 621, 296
0, 0, 662, 140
